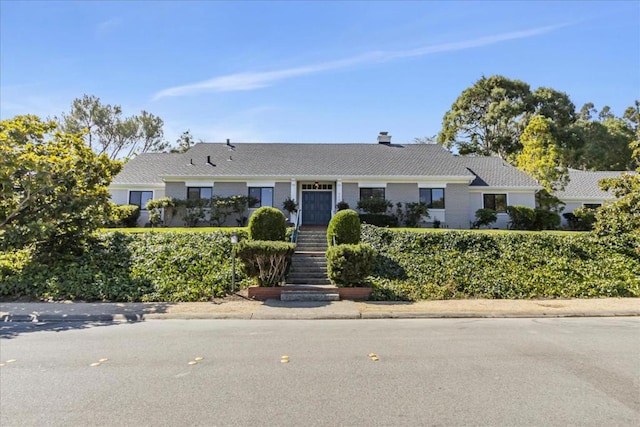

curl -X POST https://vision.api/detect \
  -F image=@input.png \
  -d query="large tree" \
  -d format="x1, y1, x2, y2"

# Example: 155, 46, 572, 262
594, 140, 640, 235
438, 75, 533, 158
0, 115, 121, 254
568, 103, 635, 171
59, 95, 167, 160
517, 115, 568, 192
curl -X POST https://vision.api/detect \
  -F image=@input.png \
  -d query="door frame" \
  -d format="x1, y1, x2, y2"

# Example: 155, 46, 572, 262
298, 181, 335, 225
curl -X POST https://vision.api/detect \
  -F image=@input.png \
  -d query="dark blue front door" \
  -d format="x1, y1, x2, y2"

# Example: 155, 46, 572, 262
302, 191, 332, 225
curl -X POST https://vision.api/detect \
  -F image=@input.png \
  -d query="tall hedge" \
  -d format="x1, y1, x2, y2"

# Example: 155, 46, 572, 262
248, 207, 286, 241
360, 224, 640, 301
327, 209, 361, 246
0, 231, 249, 302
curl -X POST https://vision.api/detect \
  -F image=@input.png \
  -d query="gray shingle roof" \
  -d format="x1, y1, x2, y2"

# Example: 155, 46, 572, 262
554, 169, 635, 200
458, 157, 540, 187
112, 143, 539, 188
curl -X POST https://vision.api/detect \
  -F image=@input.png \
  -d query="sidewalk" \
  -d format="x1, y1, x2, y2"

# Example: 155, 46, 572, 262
1, 298, 638, 322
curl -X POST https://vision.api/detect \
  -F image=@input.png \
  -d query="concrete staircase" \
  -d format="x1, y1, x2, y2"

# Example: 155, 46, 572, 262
283, 229, 338, 301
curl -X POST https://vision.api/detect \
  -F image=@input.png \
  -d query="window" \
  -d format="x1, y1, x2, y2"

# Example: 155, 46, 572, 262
302, 183, 333, 190
583, 203, 602, 209
129, 191, 153, 209
483, 194, 507, 213
420, 188, 445, 209
360, 188, 385, 200
187, 187, 212, 201
248, 187, 273, 208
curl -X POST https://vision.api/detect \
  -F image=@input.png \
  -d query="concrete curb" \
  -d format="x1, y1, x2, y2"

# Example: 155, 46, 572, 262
1, 310, 638, 322
360, 311, 640, 319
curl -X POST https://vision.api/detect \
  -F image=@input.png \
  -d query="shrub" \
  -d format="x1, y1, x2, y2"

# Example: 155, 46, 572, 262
336, 201, 350, 211
360, 224, 640, 301
0, 230, 250, 301
114, 204, 141, 227
248, 207, 287, 241
235, 240, 295, 286
357, 197, 392, 214
146, 197, 175, 227
326, 244, 375, 287
533, 208, 561, 230
472, 208, 497, 228
327, 209, 361, 246
405, 202, 429, 227
359, 214, 398, 227
564, 207, 597, 231
507, 205, 536, 230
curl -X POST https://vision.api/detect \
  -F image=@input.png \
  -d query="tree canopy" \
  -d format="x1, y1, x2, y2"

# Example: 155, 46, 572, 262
437, 75, 637, 173
517, 116, 568, 192
0, 115, 121, 254
58, 94, 168, 160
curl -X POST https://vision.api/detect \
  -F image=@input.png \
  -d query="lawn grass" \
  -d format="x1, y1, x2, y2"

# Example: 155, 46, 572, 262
100, 227, 247, 234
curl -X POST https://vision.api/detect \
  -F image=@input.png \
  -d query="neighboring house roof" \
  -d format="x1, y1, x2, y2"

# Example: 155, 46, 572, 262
111, 142, 538, 188
554, 169, 635, 201
459, 157, 540, 188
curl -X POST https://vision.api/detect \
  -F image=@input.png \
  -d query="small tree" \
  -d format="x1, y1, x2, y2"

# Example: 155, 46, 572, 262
472, 208, 497, 229
146, 197, 175, 227
404, 202, 429, 227
0, 115, 121, 254
357, 196, 392, 214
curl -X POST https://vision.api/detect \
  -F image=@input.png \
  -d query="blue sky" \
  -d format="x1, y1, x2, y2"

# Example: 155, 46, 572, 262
1, 1, 639, 146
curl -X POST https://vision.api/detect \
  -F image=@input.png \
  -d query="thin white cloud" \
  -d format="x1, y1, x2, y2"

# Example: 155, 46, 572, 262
96, 18, 122, 37
153, 24, 567, 100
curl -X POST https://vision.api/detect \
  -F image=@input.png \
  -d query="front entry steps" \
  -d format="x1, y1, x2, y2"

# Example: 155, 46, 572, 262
281, 286, 340, 302
285, 228, 333, 300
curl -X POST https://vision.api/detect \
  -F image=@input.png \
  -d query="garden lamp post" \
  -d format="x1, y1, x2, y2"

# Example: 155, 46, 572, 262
230, 232, 238, 293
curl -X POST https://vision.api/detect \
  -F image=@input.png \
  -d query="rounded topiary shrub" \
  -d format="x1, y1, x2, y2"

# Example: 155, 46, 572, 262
248, 207, 287, 241
327, 209, 361, 246
326, 243, 375, 287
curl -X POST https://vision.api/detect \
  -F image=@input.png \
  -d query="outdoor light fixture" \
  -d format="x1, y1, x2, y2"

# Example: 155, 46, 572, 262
230, 232, 238, 292
313, 181, 320, 189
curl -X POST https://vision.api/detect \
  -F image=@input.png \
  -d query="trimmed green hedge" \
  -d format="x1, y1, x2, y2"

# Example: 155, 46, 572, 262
326, 243, 375, 287
361, 224, 640, 301
327, 209, 361, 246
248, 207, 286, 241
235, 240, 296, 286
0, 230, 249, 302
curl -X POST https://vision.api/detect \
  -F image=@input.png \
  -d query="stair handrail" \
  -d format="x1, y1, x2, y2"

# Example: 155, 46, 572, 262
291, 209, 302, 243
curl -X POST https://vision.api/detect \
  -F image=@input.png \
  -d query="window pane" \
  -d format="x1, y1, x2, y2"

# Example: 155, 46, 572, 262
140, 191, 153, 209
129, 191, 142, 207
431, 189, 445, 209
419, 189, 431, 205
200, 187, 212, 200
187, 187, 200, 200
584, 203, 601, 209
495, 194, 507, 212
483, 194, 495, 210
361, 188, 385, 199
261, 188, 273, 207
249, 187, 261, 207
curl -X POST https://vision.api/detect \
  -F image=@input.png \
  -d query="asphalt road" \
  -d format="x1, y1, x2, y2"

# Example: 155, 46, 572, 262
1, 318, 638, 426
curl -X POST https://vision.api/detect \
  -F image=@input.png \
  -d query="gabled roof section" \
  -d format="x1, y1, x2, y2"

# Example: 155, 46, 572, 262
459, 157, 540, 188
554, 169, 635, 200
